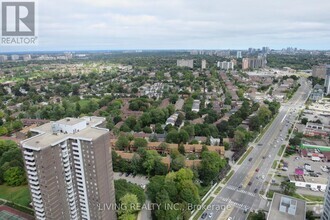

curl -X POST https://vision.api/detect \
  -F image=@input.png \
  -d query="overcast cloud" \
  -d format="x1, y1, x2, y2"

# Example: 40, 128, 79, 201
2, 0, 330, 52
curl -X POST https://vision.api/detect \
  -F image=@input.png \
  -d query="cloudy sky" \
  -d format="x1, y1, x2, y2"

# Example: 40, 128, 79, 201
2, 0, 330, 52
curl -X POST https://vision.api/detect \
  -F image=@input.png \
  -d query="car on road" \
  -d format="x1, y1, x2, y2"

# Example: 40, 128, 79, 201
201, 212, 207, 219
262, 156, 266, 159
238, 185, 242, 189
208, 212, 213, 218
248, 157, 252, 162
254, 188, 258, 193
248, 181, 252, 186
255, 168, 259, 172
243, 208, 249, 213
261, 175, 265, 180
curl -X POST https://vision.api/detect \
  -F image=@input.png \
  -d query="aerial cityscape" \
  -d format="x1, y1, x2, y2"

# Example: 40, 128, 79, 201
0, 1, 330, 220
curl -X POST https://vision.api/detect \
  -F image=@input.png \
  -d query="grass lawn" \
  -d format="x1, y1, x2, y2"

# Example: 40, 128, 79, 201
238, 147, 253, 165
222, 170, 234, 184
297, 194, 324, 202
272, 160, 278, 169
214, 186, 222, 194
0, 185, 31, 207
199, 185, 212, 198
193, 196, 215, 220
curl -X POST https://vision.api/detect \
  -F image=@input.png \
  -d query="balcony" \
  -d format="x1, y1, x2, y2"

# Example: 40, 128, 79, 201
26, 161, 36, 166
26, 165, 36, 171
34, 206, 44, 213
24, 155, 34, 161
24, 150, 34, 156
64, 166, 70, 173
29, 179, 39, 186
32, 193, 42, 200
63, 157, 69, 163
30, 184, 40, 190
28, 175, 38, 181
33, 198, 43, 206
28, 170, 37, 176
31, 189, 41, 195
72, 151, 79, 156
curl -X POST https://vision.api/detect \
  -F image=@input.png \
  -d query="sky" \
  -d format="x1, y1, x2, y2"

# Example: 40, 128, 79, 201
1, 0, 330, 52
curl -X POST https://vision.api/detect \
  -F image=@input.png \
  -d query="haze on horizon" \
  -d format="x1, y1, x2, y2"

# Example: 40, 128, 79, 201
2, 0, 330, 52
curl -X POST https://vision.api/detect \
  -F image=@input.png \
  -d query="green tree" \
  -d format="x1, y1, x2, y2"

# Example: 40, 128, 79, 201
116, 135, 130, 150
3, 167, 26, 186
280, 181, 296, 196
199, 151, 226, 186
171, 154, 185, 171
133, 138, 148, 149
118, 193, 139, 219
143, 150, 161, 176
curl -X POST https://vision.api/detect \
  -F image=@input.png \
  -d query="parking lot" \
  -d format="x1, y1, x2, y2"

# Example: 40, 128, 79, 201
276, 154, 328, 196
113, 172, 149, 188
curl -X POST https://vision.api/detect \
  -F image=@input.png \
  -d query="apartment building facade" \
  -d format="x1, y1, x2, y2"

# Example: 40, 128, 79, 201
21, 117, 116, 220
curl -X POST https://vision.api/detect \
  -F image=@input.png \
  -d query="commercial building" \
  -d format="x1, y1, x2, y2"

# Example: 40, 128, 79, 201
321, 176, 330, 220
177, 59, 194, 68
21, 117, 116, 220
325, 65, 330, 95
267, 193, 306, 220
288, 174, 328, 191
312, 64, 327, 79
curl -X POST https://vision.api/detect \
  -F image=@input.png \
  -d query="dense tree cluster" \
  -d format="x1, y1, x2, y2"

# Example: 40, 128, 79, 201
0, 140, 26, 186
147, 168, 200, 220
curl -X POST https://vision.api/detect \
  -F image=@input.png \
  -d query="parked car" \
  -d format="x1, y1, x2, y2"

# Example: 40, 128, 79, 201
208, 212, 213, 218
201, 212, 207, 219
311, 187, 318, 192
248, 181, 252, 186
254, 188, 258, 193
255, 168, 259, 172
248, 157, 253, 162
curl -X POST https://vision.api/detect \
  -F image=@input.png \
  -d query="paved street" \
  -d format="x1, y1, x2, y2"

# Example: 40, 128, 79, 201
201, 78, 311, 220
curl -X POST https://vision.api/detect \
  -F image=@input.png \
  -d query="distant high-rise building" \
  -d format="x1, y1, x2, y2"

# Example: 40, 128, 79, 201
236, 51, 242, 58
177, 59, 194, 68
201, 59, 207, 69
219, 61, 234, 70
325, 65, 330, 95
242, 56, 266, 70
0, 55, 7, 62
11, 55, 19, 61
321, 176, 330, 220
23, 54, 31, 61
21, 117, 117, 220
262, 47, 270, 54
312, 64, 327, 79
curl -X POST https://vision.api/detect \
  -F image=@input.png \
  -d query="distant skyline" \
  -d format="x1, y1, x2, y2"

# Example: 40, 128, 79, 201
1, 0, 330, 52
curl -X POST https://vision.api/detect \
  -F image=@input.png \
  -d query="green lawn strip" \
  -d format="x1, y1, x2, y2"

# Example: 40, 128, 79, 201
272, 160, 278, 169
0, 185, 31, 207
214, 186, 222, 194
199, 185, 212, 198
238, 147, 253, 165
277, 145, 286, 156
193, 196, 215, 220
222, 170, 234, 184
256, 113, 279, 142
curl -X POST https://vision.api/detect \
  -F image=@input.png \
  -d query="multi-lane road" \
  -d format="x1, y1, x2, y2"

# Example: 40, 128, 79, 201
203, 78, 311, 220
